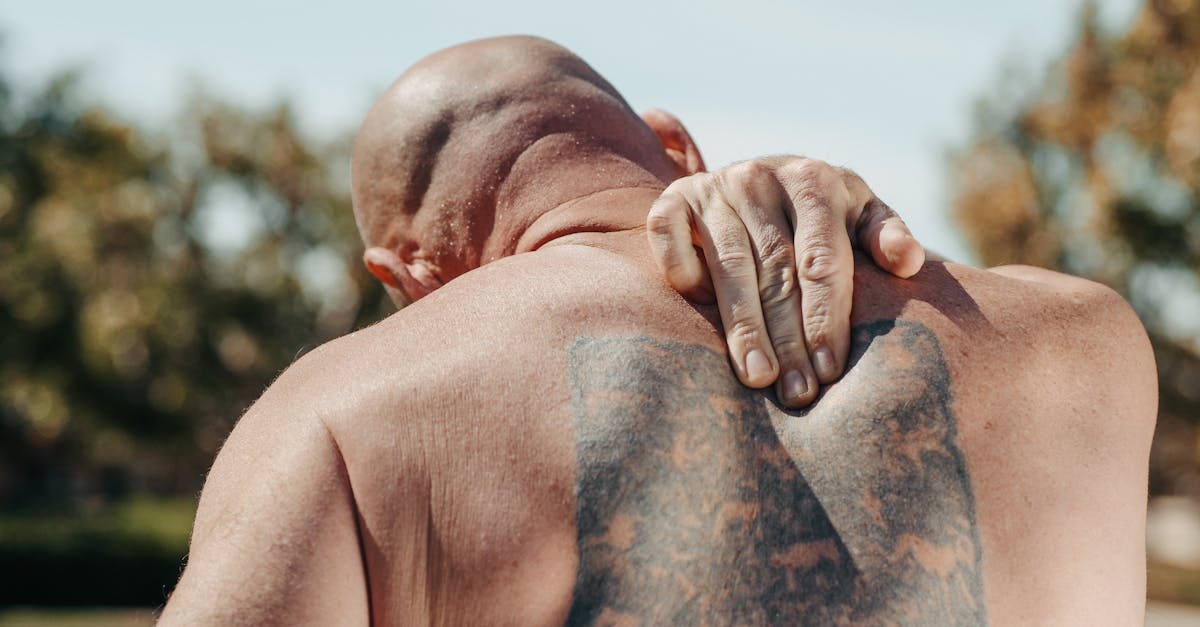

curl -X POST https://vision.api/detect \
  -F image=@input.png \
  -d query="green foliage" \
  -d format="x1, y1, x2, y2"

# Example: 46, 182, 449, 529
0, 52, 390, 506
0, 498, 195, 606
950, 1, 1200, 496
0, 498, 193, 556
0, 608, 154, 627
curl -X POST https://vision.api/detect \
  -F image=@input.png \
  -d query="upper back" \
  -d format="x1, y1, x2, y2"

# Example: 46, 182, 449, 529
319, 241, 1154, 625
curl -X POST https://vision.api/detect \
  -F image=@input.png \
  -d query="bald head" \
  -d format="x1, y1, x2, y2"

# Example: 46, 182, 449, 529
351, 36, 681, 300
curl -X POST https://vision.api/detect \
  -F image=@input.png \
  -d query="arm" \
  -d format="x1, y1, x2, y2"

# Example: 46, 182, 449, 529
160, 365, 370, 626
1001, 270, 1156, 623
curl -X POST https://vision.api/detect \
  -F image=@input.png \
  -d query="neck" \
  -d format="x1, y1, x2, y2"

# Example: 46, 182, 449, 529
478, 133, 672, 264
515, 186, 664, 256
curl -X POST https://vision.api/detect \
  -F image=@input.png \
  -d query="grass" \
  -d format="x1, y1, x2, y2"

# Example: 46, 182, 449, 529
0, 498, 194, 555
0, 607, 156, 626
2, 498, 1198, 614
0, 498, 196, 607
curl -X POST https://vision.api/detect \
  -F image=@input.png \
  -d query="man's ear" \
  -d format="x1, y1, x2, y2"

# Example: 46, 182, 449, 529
363, 246, 443, 301
641, 108, 707, 177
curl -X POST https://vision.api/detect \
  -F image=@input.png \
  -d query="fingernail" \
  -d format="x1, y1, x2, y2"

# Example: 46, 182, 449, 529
813, 347, 837, 381
783, 370, 808, 401
745, 349, 771, 382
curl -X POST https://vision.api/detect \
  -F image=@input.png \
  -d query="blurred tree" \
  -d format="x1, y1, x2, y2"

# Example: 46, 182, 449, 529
0, 55, 389, 505
951, 0, 1200, 497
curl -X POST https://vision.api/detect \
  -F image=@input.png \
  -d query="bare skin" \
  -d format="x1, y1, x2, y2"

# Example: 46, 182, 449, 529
161, 37, 1156, 625
647, 156, 925, 405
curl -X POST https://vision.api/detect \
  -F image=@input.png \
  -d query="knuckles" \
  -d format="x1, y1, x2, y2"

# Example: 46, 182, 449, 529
645, 204, 679, 237
722, 159, 772, 185
776, 158, 835, 190
758, 264, 798, 308
776, 158, 851, 209
755, 238, 798, 305
710, 246, 757, 277
796, 246, 842, 282
725, 317, 768, 348
768, 334, 809, 362
717, 160, 786, 209
799, 308, 834, 345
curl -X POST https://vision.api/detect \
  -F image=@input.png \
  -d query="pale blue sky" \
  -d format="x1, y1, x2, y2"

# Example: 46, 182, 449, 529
5, 0, 1141, 262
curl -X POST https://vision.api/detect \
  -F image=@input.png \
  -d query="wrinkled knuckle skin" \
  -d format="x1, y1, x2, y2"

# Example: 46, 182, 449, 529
646, 207, 678, 238
711, 248, 757, 281
769, 335, 809, 364
754, 223, 791, 256
757, 248, 799, 308
797, 246, 840, 282
726, 316, 768, 348
781, 159, 847, 211
778, 158, 833, 188
724, 159, 771, 185
801, 307, 834, 346
759, 271, 798, 309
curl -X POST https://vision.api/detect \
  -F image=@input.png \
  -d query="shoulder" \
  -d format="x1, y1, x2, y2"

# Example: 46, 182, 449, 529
881, 259, 1158, 479
854, 258, 1156, 437
926, 268, 1155, 623
986, 265, 1158, 448
897, 260, 1153, 381
986, 263, 1144, 332
165, 332, 370, 623
981, 264, 1155, 407
274, 242, 696, 437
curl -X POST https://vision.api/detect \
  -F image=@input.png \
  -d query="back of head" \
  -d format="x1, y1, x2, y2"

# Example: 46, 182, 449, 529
351, 36, 676, 297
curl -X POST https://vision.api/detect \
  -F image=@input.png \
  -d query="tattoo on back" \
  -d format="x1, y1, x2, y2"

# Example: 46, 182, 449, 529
566, 320, 986, 626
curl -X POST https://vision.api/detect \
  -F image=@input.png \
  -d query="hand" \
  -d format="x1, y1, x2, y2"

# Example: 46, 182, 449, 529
647, 156, 925, 408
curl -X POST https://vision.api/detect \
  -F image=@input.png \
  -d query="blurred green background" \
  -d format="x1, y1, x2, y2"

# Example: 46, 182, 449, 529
0, 50, 393, 613
2, 0, 1200, 621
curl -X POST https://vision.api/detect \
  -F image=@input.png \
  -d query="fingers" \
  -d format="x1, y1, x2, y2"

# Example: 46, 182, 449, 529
714, 164, 819, 407
857, 197, 925, 278
647, 155, 927, 408
776, 160, 857, 385
840, 169, 926, 278
691, 188, 780, 389
646, 189, 715, 303
654, 166, 819, 402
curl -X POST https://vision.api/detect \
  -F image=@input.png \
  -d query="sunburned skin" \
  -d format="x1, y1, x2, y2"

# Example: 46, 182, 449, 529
568, 322, 985, 626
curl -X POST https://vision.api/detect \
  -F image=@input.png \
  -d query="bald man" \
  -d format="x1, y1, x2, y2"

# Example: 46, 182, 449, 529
161, 36, 1156, 625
